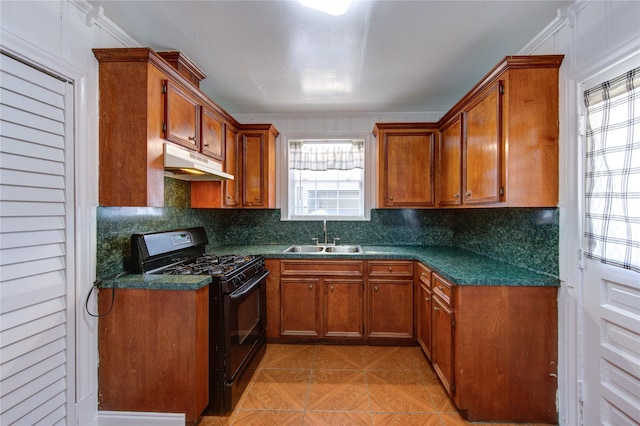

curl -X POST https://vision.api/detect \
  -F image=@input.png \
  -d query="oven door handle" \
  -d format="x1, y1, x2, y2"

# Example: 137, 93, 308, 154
229, 270, 269, 300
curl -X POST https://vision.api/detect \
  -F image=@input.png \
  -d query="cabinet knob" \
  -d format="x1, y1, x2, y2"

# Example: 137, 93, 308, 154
389, 195, 394, 201
204, 143, 210, 147
254, 196, 259, 201
388, 266, 393, 272
454, 193, 460, 199
374, 285, 379, 292
309, 284, 313, 290
425, 297, 430, 301
439, 285, 445, 291
465, 191, 472, 199
420, 273, 426, 280
434, 306, 440, 311
330, 285, 334, 291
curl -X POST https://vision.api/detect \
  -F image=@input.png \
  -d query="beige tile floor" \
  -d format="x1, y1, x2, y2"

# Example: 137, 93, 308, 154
198, 344, 556, 426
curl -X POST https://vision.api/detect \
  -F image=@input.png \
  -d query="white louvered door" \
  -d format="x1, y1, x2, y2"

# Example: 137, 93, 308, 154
0, 53, 75, 425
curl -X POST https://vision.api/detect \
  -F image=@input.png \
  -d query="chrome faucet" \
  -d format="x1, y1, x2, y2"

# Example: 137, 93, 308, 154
323, 220, 327, 244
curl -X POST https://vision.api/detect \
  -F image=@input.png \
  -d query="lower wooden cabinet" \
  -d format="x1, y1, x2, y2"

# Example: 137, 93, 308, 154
416, 263, 433, 360
431, 287, 454, 395
368, 261, 414, 340
280, 278, 320, 337
324, 279, 364, 338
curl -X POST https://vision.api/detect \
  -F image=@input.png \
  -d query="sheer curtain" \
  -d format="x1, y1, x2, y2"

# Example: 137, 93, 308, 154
290, 140, 364, 171
584, 67, 640, 272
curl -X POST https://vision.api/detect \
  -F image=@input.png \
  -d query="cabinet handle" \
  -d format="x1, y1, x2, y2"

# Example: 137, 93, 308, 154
374, 285, 379, 292
425, 297, 430, 301
309, 284, 313, 290
465, 191, 472, 199
420, 273, 426, 280
204, 143, 210, 147
330, 285, 334, 291
454, 193, 460, 199
434, 306, 440, 311
188, 136, 196, 141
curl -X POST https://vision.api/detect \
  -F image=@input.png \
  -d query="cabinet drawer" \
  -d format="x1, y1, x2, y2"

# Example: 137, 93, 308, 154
432, 273, 453, 306
417, 262, 432, 288
368, 261, 413, 277
281, 260, 363, 276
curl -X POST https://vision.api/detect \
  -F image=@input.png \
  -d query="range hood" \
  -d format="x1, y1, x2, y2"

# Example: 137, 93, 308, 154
163, 143, 234, 181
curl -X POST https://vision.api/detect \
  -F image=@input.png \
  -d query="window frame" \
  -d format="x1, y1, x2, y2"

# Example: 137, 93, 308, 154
280, 134, 374, 221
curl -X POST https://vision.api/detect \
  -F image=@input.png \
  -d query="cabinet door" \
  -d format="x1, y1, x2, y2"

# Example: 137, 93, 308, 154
201, 106, 224, 161
432, 294, 454, 396
222, 124, 241, 208
164, 80, 199, 150
439, 115, 463, 206
463, 81, 503, 204
241, 131, 267, 207
380, 131, 436, 207
324, 279, 364, 338
280, 278, 320, 337
368, 279, 413, 339
417, 283, 433, 361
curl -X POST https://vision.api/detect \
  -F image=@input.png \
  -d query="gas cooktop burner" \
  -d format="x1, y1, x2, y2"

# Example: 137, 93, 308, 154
161, 254, 259, 276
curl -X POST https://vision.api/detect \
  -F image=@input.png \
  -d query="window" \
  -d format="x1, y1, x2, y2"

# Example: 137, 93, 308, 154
286, 139, 367, 220
583, 67, 640, 272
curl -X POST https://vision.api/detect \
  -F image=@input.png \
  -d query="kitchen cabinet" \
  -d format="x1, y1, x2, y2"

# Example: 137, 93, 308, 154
93, 47, 239, 207
367, 261, 414, 340
437, 55, 564, 207
373, 124, 438, 208
426, 272, 558, 423
277, 260, 364, 340
97, 286, 208, 424
431, 274, 454, 395
163, 79, 200, 150
438, 114, 463, 206
416, 263, 433, 360
238, 124, 279, 208
200, 105, 225, 161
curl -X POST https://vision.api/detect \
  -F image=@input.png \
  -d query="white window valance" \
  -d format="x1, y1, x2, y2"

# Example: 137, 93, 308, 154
290, 140, 364, 171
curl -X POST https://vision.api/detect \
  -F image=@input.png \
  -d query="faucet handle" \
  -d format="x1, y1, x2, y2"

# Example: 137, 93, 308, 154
333, 237, 340, 245
311, 237, 319, 246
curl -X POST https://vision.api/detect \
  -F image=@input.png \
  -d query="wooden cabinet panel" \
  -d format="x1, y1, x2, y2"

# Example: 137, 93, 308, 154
432, 273, 453, 306
368, 260, 413, 277
368, 279, 413, 339
238, 124, 278, 208
282, 260, 363, 276
201, 106, 225, 161
463, 81, 502, 204
324, 279, 364, 338
164, 80, 199, 150
98, 287, 208, 423
373, 124, 437, 208
431, 293, 454, 396
439, 114, 463, 206
280, 278, 320, 337
416, 262, 433, 360
222, 124, 240, 207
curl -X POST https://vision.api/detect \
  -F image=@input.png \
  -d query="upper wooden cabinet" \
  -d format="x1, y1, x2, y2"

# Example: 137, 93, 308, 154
163, 80, 200, 150
438, 55, 564, 207
373, 124, 438, 208
200, 105, 225, 161
238, 124, 279, 209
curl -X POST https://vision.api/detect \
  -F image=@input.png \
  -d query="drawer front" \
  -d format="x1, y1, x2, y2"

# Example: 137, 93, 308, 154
368, 261, 413, 277
281, 260, 364, 276
432, 273, 453, 306
417, 262, 432, 288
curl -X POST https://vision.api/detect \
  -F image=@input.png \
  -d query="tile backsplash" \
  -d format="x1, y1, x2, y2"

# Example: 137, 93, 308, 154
96, 179, 558, 278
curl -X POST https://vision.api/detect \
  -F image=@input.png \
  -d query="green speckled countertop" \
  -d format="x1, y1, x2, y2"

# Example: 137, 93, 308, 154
102, 245, 558, 290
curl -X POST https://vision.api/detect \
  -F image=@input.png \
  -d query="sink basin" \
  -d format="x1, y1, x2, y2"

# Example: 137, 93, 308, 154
283, 244, 363, 254
324, 245, 363, 254
283, 245, 325, 253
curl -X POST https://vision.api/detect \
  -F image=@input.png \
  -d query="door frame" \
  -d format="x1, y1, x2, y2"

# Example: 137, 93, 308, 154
559, 39, 640, 425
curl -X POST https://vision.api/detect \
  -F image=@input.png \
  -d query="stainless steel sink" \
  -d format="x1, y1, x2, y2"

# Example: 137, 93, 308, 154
283, 245, 325, 253
324, 245, 362, 253
283, 244, 363, 254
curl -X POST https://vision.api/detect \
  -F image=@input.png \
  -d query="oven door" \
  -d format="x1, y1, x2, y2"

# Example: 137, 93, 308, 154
224, 269, 268, 381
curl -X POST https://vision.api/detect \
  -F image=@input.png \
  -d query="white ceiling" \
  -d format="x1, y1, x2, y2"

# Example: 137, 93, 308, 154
90, 0, 571, 116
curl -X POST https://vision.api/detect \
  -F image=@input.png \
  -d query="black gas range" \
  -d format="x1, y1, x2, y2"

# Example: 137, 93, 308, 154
130, 227, 268, 416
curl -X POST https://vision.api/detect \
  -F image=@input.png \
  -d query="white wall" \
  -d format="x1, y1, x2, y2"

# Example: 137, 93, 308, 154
1, 1, 138, 423
1, 0, 638, 424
